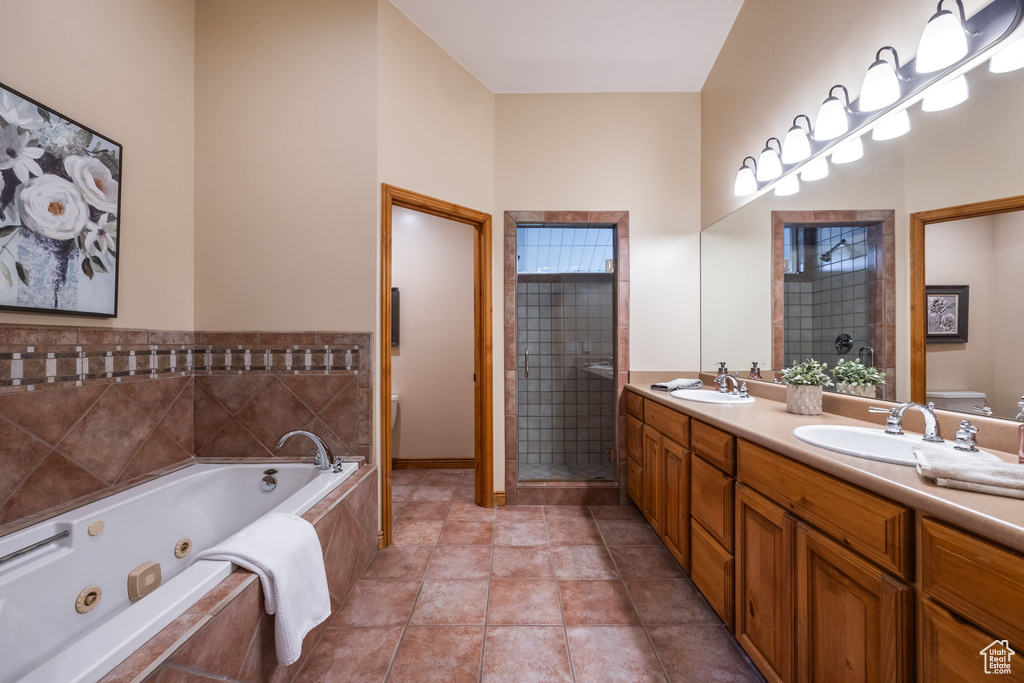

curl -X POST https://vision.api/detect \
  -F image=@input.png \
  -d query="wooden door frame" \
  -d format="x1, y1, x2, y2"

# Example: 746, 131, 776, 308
910, 194, 1024, 402
380, 184, 493, 547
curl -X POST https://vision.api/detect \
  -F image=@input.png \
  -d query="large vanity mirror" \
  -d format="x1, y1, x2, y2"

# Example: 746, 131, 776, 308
700, 52, 1024, 420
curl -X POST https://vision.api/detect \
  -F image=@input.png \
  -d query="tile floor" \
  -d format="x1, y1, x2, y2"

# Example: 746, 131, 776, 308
296, 469, 762, 683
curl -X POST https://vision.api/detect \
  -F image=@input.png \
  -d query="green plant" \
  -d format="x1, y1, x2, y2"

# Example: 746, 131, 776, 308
831, 359, 886, 386
780, 359, 833, 386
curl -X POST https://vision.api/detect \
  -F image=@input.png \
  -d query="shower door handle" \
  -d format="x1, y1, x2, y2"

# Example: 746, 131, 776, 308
524, 350, 529, 378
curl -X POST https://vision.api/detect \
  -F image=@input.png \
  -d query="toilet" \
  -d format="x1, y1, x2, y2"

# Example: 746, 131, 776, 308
925, 390, 987, 413
391, 394, 399, 429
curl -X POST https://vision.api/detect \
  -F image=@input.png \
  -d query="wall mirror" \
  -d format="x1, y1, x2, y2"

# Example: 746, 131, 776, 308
700, 46, 1024, 421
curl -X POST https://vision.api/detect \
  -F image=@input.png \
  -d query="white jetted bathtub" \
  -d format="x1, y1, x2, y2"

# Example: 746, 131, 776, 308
0, 460, 359, 683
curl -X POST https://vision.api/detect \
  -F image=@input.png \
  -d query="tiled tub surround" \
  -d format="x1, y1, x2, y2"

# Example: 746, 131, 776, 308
100, 464, 379, 683
503, 211, 630, 505
0, 324, 373, 537
516, 275, 616, 480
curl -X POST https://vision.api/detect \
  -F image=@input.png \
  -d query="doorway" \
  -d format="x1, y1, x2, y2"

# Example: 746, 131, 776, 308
380, 185, 493, 547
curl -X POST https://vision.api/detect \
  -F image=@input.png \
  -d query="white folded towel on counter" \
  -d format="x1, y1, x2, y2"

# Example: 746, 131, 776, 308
194, 512, 331, 665
651, 378, 702, 392
913, 448, 1024, 500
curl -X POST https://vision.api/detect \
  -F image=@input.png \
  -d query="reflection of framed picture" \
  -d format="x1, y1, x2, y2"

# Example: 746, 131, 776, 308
926, 285, 969, 343
0, 81, 122, 317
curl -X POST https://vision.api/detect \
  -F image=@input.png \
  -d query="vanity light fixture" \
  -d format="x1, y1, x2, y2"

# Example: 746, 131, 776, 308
781, 115, 813, 164
830, 136, 864, 164
990, 33, 1024, 71
800, 155, 829, 181
860, 47, 905, 111
917, 0, 970, 73
774, 173, 800, 196
756, 138, 784, 181
729, 0, 1021, 201
813, 85, 852, 140
734, 156, 758, 196
872, 108, 911, 140
921, 73, 969, 110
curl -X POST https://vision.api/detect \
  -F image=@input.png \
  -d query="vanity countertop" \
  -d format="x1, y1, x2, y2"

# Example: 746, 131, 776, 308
626, 378, 1024, 555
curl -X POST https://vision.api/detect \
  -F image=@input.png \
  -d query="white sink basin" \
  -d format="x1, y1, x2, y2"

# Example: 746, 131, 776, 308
670, 389, 755, 405
793, 424, 1003, 467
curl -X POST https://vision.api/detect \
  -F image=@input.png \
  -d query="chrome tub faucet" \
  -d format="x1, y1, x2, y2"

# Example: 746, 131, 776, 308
276, 430, 339, 472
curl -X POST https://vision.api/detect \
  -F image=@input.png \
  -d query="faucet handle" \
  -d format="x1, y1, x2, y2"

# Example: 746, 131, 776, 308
953, 420, 980, 452
973, 406, 994, 416
739, 381, 749, 398
868, 406, 894, 413
868, 406, 903, 435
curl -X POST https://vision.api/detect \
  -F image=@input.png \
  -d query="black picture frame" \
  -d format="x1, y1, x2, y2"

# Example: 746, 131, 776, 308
0, 79, 123, 318
925, 285, 969, 343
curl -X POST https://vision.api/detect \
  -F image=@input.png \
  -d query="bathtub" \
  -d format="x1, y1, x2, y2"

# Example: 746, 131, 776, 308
0, 460, 359, 683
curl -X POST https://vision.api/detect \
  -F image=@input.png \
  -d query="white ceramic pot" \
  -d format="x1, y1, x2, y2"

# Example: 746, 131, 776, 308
836, 383, 878, 398
787, 384, 823, 415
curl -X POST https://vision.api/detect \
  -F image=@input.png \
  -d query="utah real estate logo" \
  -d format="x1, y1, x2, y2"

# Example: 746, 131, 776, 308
980, 640, 1015, 675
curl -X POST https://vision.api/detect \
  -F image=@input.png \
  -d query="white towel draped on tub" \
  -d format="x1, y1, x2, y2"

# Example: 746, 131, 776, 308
194, 512, 332, 665
914, 448, 1024, 500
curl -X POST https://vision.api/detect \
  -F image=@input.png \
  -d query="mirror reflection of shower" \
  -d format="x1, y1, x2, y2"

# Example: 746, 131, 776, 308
820, 238, 847, 263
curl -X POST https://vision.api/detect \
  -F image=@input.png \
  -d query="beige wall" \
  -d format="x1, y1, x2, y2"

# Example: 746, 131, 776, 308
194, 0, 378, 332
925, 217, 996, 405
0, 0, 195, 330
495, 93, 703, 372
992, 211, 1024, 418
391, 208, 475, 460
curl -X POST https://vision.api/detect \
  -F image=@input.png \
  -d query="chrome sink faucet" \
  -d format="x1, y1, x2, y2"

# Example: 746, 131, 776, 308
276, 430, 338, 471
869, 402, 944, 443
716, 374, 749, 398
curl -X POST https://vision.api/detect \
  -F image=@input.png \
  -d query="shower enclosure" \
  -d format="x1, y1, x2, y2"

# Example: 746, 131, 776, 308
516, 224, 617, 481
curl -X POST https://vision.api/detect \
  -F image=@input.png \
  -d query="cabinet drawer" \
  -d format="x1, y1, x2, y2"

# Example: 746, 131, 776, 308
644, 400, 690, 448
691, 420, 736, 474
691, 519, 734, 631
922, 517, 1024, 647
626, 415, 643, 464
922, 598, 1022, 682
626, 390, 644, 419
738, 439, 912, 579
690, 453, 734, 550
627, 457, 643, 508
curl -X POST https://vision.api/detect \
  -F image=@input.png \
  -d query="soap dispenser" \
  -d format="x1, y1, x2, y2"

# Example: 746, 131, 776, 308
749, 362, 762, 381
716, 362, 728, 382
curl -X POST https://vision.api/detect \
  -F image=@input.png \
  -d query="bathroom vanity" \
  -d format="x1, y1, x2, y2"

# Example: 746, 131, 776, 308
625, 381, 1024, 683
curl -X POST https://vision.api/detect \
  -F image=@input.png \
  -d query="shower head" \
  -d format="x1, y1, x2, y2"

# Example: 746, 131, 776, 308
820, 238, 848, 263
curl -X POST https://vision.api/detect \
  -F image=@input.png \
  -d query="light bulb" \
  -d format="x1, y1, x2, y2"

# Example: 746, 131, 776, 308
922, 73, 968, 111
775, 174, 800, 197
813, 96, 849, 140
872, 109, 911, 141
917, 6, 968, 73
734, 163, 757, 196
990, 35, 1024, 73
800, 155, 829, 182
782, 123, 811, 164
756, 144, 782, 182
831, 136, 864, 164
859, 59, 902, 111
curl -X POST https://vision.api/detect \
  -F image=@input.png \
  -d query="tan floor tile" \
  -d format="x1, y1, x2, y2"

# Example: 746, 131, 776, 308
552, 546, 620, 580
397, 500, 451, 521
439, 519, 495, 545
543, 505, 593, 520
589, 504, 645, 521
490, 546, 555, 579
647, 625, 759, 682
494, 520, 549, 546
547, 520, 604, 546
333, 580, 420, 627
392, 519, 444, 546
360, 546, 433, 581
427, 545, 493, 580
387, 626, 484, 683
293, 626, 402, 683
609, 546, 684, 580
481, 626, 572, 683
411, 485, 458, 501
448, 500, 497, 521
410, 580, 489, 625
496, 505, 545, 521
626, 580, 719, 625
559, 580, 641, 625
487, 579, 562, 625
566, 626, 667, 683
598, 521, 664, 546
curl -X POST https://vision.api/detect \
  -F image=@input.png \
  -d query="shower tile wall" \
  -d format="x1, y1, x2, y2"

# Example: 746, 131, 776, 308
784, 226, 876, 369
517, 277, 615, 474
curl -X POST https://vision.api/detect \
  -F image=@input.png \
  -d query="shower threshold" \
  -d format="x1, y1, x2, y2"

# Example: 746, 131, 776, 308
519, 462, 615, 482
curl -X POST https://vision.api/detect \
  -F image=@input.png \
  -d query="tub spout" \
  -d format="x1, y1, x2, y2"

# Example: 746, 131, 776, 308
276, 430, 335, 471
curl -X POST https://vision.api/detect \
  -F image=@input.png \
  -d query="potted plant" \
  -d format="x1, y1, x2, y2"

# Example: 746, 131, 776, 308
780, 359, 833, 415
831, 359, 886, 398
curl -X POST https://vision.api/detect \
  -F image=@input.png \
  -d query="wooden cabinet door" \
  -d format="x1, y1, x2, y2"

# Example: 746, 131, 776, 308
642, 425, 664, 536
796, 523, 913, 683
922, 598, 1024, 682
661, 436, 689, 570
735, 483, 796, 683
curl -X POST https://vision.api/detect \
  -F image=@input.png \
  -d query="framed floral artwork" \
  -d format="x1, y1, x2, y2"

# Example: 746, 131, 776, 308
0, 81, 121, 317
926, 285, 969, 343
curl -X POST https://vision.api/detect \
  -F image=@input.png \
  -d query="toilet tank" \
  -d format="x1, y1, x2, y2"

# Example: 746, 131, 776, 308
925, 390, 986, 413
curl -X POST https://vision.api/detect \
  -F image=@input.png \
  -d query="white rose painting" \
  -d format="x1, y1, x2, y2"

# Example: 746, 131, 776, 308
0, 82, 121, 316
